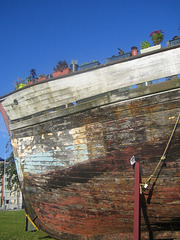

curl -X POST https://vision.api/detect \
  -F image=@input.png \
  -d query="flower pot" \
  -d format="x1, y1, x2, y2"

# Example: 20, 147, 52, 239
140, 44, 161, 54
26, 81, 34, 86
173, 36, 179, 40
106, 52, 131, 63
53, 68, 70, 77
37, 77, 46, 82
131, 46, 138, 56
17, 83, 26, 89
53, 71, 61, 77
62, 68, 70, 75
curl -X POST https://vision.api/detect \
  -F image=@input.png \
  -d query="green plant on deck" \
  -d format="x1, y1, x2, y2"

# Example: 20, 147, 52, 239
39, 74, 46, 78
140, 41, 151, 49
30, 69, 37, 80
25, 76, 31, 83
53, 60, 68, 72
149, 30, 164, 45
118, 48, 124, 55
15, 78, 26, 89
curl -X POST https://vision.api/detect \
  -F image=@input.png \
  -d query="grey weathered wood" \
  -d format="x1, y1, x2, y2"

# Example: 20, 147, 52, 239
2, 47, 180, 123
8, 80, 180, 130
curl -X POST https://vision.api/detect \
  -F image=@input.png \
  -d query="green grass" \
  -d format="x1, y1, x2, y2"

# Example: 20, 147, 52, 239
0, 210, 56, 240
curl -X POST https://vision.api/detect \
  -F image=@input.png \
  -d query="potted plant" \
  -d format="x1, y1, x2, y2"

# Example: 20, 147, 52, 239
17, 83, 26, 89
26, 76, 34, 86
30, 69, 38, 81
149, 30, 164, 51
150, 30, 164, 45
38, 74, 47, 82
118, 48, 124, 55
141, 41, 151, 49
15, 78, 26, 90
26, 69, 38, 85
140, 41, 151, 54
53, 60, 70, 77
79, 60, 100, 70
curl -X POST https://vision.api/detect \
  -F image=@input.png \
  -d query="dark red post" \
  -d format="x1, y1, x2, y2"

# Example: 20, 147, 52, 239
133, 161, 141, 240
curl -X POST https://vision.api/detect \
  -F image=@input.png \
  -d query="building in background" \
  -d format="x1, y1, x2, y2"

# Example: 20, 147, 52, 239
0, 158, 22, 210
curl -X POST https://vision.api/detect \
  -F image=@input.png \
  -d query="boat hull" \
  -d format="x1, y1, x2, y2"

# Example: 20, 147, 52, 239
1, 45, 180, 239
10, 87, 180, 239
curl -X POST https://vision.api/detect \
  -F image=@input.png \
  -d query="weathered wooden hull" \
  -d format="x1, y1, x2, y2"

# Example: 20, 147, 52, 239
10, 86, 180, 239
0, 45, 180, 239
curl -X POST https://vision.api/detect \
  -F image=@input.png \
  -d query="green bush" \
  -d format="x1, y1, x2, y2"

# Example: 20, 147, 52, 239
140, 41, 151, 49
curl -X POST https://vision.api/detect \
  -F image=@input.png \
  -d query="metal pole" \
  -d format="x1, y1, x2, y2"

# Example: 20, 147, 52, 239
133, 161, 141, 240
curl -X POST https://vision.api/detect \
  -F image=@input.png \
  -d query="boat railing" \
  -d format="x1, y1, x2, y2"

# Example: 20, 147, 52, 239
8, 40, 180, 93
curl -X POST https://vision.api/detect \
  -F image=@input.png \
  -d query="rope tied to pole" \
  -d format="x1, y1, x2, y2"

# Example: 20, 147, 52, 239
142, 112, 180, 190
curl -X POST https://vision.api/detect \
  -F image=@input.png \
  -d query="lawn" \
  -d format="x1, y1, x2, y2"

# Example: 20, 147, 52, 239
0, 210, 56, 240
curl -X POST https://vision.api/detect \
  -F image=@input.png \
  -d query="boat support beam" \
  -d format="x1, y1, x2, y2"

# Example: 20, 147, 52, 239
133, 161, 141, 240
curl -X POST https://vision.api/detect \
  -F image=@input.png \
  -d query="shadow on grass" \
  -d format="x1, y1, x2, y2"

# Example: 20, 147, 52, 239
38, 236, 55, 239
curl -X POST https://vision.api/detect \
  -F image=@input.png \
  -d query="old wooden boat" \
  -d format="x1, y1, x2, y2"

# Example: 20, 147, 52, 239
0, 44, 180, 239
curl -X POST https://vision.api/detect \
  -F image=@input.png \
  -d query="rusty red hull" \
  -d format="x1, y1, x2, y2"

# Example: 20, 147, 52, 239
9, 86, 180, 240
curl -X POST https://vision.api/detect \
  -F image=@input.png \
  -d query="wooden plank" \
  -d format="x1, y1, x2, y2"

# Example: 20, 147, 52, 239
2, 47, 180, 121
8, 84, 180, 130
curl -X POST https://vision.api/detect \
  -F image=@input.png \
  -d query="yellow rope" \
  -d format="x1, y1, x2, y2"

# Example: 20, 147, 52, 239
143, 112, 180, 189
26, 213, 39, 231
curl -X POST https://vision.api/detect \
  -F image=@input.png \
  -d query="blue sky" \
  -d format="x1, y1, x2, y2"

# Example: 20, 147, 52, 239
0, 0, 180, 158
